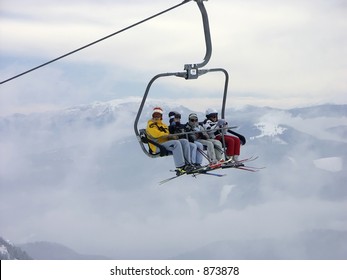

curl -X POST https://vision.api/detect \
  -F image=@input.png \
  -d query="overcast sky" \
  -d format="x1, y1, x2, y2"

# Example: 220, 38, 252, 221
0, 0, 346, 116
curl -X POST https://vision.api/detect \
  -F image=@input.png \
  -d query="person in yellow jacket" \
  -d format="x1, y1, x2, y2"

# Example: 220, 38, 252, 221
146, 107, 195, 174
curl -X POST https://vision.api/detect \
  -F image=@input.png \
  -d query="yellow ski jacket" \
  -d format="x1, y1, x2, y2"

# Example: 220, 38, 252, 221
146, 119, 170, 153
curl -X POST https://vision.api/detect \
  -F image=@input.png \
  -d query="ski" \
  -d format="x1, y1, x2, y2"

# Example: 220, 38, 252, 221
221, 155, 259, 165
159, 156, 262, 184
217, 155, 258, 168
230, 164, 265, 172
242, 164, 266, 170
220, 156, 264, 172
160, 165, 225, 185
235, 166, 259, 172
221, 163, 264, 171
159, 167, 201, 185
237, 155, 259, 163
159, 174, 183, 185
193, 170, 226, 177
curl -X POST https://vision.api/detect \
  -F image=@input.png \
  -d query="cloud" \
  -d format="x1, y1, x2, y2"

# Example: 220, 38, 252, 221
313, 157, 343, 172
218, 184, 235, 206
1, 102, 346, 259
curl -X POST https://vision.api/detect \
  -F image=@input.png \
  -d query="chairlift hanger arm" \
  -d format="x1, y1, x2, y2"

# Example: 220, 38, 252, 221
194, 0, 212, 69
184, 0, 212, 79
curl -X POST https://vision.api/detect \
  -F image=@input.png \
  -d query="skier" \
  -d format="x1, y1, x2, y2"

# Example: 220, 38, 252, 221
203, 108, 243, 166
184, 113, 224, 168
168, 111, 203, 167
146, 107, 195, 174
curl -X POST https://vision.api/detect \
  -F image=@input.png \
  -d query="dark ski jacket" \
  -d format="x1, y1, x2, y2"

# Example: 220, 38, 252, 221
184, 122, 209, 142
169, 120, 195, 142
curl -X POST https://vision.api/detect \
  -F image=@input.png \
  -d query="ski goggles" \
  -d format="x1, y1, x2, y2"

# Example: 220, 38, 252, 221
152, 113, 162, 119
209, 113, 218, 118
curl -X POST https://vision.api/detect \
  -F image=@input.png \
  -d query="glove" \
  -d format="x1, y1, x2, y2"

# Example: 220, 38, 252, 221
168, 135, 179, 140
189, 135, 196, 142
217, 119, 227, 127
201, 132, 209, 139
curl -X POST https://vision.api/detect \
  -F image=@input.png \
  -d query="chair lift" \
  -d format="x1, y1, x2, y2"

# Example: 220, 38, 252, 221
134, 0, 230, 158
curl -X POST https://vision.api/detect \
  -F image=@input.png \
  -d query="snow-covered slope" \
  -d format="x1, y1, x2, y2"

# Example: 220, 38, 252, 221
0, 237, 31, 260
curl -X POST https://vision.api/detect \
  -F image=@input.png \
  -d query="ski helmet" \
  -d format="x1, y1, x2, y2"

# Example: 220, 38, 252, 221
205, 108, 218, 117
189, 113, 198, 120
188, 113, 199, 127
168, 111, 181, 119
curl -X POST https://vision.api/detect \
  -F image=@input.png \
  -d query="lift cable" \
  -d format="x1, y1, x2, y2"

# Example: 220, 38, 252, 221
0, 0, 192, 85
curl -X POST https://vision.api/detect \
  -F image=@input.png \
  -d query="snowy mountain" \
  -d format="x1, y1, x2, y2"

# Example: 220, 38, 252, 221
0, 237, 32, 260
0, 236, 110, 260
18, 241, 111, 260
174, 229, 347, 260
0, 100, 346, 259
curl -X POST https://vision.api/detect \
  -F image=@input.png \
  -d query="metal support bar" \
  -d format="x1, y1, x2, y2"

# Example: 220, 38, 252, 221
184, 0, 212, 79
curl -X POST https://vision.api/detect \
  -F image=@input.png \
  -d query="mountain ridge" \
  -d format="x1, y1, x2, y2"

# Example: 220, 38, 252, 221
173, 229, 347, 260
0, 237, 32, 260
18, 241, 111, 260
